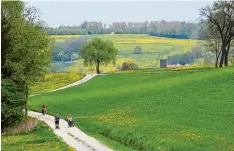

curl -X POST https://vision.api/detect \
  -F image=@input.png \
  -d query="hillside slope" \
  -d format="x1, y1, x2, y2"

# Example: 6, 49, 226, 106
29, 67, 234, 151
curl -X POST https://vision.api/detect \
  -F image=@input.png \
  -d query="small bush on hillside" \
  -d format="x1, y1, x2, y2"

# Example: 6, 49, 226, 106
122, 61, 138, 70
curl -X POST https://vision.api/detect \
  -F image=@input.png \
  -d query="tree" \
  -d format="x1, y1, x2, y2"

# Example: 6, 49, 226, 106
79, 38, 118, 74
202, 22, 222, 67
52, 37, 88, 62
200, 1, 234, 67
1, 1, 53, 120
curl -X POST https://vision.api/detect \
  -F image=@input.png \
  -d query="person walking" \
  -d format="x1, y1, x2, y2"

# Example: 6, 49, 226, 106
67, 113, 74, 127
55, 113, 60, 129
42, 104, 46, 115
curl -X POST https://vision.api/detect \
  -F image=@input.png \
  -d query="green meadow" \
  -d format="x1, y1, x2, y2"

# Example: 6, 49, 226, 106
29, 66, 234, 151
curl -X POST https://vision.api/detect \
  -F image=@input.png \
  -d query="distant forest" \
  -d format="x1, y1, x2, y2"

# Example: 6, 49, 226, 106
45, 20, 204, 40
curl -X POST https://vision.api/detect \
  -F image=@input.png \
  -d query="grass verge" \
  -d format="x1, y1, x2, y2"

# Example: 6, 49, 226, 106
2, 119, 75, 151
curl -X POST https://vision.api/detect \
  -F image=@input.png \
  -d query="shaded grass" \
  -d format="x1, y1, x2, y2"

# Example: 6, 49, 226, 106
29, 66, 234, 151
1, 120, 75, 151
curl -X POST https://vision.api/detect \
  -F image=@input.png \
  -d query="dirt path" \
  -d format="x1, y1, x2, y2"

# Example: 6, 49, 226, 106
28, 111, 114, 151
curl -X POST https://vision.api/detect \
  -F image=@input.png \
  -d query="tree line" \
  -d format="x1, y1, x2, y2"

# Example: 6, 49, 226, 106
167, 45, 204, 65
52, 37, 88, 62
45, 21, 204, 40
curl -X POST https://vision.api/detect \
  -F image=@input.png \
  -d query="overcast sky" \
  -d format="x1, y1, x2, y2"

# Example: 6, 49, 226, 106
27, 1, 214, 27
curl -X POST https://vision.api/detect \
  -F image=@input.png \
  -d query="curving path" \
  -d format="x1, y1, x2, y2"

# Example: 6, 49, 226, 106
29, 73, 98, 97
50, 73, 98, 92
28, 111, 113, 151
28, 73, 114, 151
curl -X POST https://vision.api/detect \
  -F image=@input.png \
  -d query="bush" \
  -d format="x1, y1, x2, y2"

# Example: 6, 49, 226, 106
1, 79, 25, 131
122, 61, 138, 70
122, 62, 129, 70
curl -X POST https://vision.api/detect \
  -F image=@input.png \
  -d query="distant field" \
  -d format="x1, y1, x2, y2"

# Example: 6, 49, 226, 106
29, 66, 234, 151
82, 34, 198, 53
1, 120, 74, 151
51, 34, 204, 72
30, 72, 85, 95
51, 35, 80, 42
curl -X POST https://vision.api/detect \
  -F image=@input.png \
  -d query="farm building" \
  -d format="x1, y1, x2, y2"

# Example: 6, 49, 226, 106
160, 59, 167, 68
133, 46, 142, 54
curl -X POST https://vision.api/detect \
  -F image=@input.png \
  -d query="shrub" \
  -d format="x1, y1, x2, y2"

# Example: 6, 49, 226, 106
1, 79, 25, 131
128, 62, 139, 70
122, 61, 138, 70
122, 62, 129, 70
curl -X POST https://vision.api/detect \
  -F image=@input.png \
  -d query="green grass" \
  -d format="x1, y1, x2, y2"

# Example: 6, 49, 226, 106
1, 120, 75, 151
30, 72, 85, 95
29, 66, 234, 151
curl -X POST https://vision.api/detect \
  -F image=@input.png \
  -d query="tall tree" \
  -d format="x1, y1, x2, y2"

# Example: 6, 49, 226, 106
1, 1, 52, 120
79, 38, 118, 74
200, 1, 234, 67
202, 21, 222, 68
1, 1, 25, 130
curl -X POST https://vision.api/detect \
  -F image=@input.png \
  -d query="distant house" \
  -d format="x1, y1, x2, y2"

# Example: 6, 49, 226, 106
111, 32, 115, 35
133, 46, 142, 54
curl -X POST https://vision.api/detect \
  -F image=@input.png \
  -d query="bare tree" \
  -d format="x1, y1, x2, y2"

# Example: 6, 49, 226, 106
201, 21, 222, 67
200, 1, 234, 67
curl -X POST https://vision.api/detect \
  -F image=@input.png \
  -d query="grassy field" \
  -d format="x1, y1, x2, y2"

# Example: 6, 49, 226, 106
1, 120, 75, 151
51, 35, 80, 42
51, 34, 204, 72
67, 58, 136, 73
53, 34, 199, 54
81, 34, 197, 52
30, 72, 85, 95
29, 66, 234, 151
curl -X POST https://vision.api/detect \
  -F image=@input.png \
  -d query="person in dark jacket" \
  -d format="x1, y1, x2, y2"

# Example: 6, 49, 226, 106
55, 113, 60, 129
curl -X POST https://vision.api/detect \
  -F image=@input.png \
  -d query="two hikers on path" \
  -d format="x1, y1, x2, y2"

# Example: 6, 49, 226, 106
41, 104, 74, 129
55, 113, 74, 128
